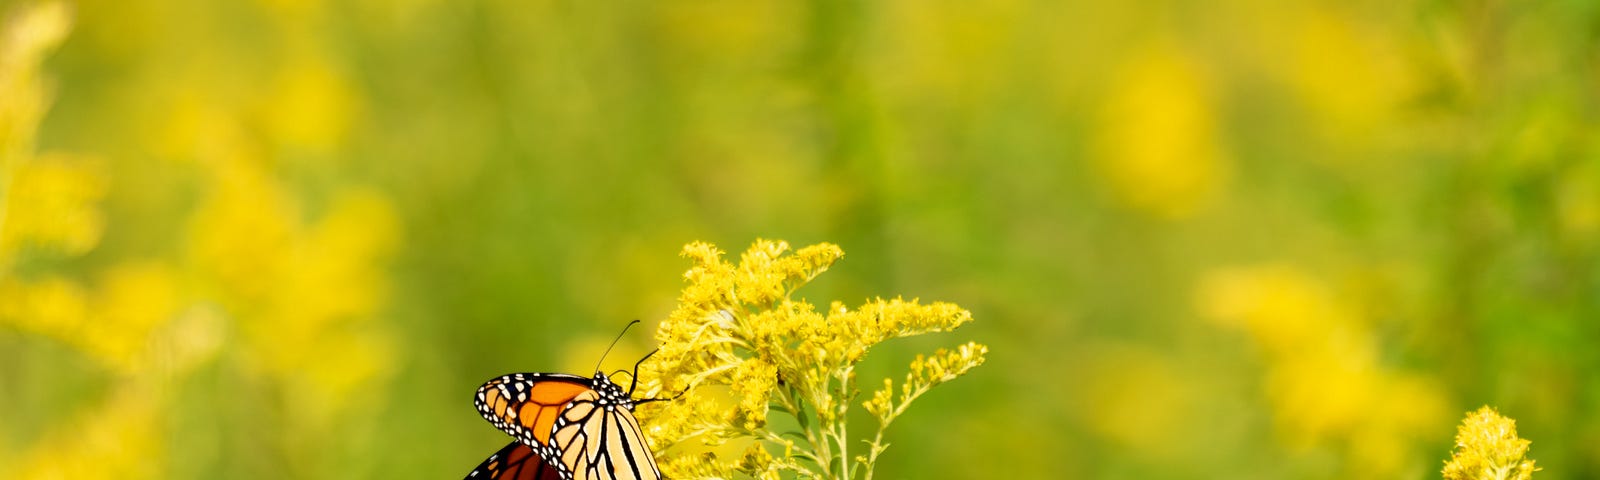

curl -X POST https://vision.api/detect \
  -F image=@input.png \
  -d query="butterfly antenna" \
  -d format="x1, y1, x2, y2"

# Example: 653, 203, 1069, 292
594, 319, 640, 375
629, 348, 688, 404
628, 348, 659, 395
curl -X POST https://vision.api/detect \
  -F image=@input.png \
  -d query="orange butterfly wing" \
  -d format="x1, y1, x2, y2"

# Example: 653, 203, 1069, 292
476, 373, 593, 447
465, 441, 562, 480
473, 372, 661, 480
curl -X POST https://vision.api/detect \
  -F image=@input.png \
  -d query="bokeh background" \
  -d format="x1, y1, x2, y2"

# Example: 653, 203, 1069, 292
3, 0, 1598, 478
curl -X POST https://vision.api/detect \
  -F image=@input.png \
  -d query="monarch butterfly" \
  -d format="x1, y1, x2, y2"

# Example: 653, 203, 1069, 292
466, 322, 665, 480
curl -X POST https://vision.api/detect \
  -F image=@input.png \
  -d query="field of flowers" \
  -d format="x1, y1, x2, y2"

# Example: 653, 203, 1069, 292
1, 0, 1594, 478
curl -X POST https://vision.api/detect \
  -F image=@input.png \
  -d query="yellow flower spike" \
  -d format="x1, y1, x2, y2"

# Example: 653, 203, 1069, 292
864, 378, 894, 419
1443, 406, 1539, 480
1, 154, 108, 258
0, 1, 70, 169
637, 240, 984, 479
737, 443, 782, 479
729, 358, 778, 430
0, 275, 89, 338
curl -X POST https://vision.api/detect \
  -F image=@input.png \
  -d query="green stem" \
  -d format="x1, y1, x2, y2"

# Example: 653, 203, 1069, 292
834, 367, 854, 479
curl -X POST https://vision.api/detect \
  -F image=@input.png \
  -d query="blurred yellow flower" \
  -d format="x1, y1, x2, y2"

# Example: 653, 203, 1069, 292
1, 7, 218, 479
152, 88, 246, 162
175, 0, 397, 451
0, 0, 69, 166
79, 261, 185, 373
188, 154, 400, 415
188, 157, 298, 304
260, 53, 360, 153
1094, 42, 1227, 219
1199, 264, 1446, 475
1281, 6, 1413, 144
1074, 345, 1195, 459
0, 274, 89, 338
0, 153, 107, 258
0, 2, 101, 348
1443, 406, 1538, 480
6, 388, 164, 480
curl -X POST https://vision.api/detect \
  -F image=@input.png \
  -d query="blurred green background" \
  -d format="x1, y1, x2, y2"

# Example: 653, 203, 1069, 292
3, 0, 1599, 478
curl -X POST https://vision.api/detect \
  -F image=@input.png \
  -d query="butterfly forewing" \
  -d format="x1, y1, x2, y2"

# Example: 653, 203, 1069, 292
476, 373, 593, 448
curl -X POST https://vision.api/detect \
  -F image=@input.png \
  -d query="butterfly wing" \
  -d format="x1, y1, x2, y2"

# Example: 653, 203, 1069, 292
464, 441, 562, 480
552, 391, 662, 480
475, 372, 662, 480
475, 373, 594, 449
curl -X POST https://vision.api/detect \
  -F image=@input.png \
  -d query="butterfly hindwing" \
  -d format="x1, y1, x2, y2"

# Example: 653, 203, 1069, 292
465, 441, 562, 480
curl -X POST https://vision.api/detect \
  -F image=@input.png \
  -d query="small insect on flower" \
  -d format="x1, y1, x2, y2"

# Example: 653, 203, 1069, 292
466, 321, 673, 480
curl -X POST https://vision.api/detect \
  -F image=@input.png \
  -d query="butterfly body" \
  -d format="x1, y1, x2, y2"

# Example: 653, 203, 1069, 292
467, 371, 661, 480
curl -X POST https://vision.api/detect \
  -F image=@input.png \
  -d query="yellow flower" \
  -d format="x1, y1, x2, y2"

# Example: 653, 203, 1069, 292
1094, 41, 1228, 219
1281, 6, 1413, 145
1199, 264, 1447, 474
81, 261, 184, 373
188, 155, 400, 415
0, 0, 70, 168
260, 53, 360, 153
1442, 407, 1538, 480
727, 357, 778, 430
1, 2, 82, 263
736, 443, 784, 480
637, 239, 986, 479
0, 274, 89, 338
0, 153, 107, 259
6, 388, 164, 480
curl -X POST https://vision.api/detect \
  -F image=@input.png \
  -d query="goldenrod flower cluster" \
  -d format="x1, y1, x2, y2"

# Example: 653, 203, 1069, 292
1442, 406, 1538, 480
633, 239, 987, 479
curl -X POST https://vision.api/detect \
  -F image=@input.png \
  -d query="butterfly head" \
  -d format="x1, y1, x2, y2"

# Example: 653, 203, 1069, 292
592, 371, 632, 408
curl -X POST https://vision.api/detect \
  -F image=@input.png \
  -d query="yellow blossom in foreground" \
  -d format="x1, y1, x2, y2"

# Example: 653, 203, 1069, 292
635, 239, 987, 479
1443, 406, 1538, 480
